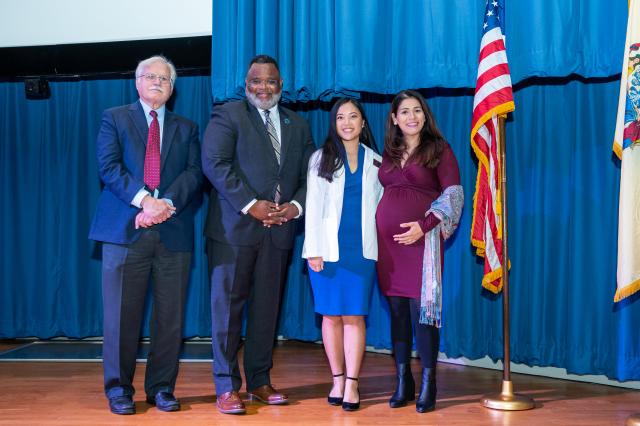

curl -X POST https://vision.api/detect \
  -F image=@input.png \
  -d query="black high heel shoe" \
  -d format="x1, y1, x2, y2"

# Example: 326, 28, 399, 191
341, 377, 360, 411
327, 373, 344, 406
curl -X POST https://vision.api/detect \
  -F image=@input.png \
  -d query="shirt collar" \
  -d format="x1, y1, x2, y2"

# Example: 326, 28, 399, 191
262, 104, 279, 119
139, 99, 166, 121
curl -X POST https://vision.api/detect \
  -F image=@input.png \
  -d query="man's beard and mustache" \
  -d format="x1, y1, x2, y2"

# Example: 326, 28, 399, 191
246, 88, 281, 110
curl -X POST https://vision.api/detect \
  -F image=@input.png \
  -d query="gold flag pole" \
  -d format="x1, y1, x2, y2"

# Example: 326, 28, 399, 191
481, 115, 534, 411
626, 414, 640, 425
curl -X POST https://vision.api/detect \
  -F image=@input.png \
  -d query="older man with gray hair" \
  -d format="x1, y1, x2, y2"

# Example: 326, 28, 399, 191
89, 55, 202, 415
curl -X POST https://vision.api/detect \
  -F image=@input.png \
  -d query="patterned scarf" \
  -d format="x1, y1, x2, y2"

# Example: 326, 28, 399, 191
419, 185, 464, 327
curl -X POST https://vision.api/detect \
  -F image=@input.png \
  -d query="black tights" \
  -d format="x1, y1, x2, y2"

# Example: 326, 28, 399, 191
387, 296, 440, 368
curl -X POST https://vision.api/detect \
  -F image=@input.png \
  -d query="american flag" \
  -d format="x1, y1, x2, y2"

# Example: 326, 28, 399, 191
470, 0, 514, 294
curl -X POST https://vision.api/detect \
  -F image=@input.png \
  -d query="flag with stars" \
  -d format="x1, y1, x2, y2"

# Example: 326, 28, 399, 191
470, 0, 514, 293
613, 0, 640, 302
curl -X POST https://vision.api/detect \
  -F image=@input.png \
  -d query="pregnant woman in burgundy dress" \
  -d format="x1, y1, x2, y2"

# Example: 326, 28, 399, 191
376, 90, 463, 413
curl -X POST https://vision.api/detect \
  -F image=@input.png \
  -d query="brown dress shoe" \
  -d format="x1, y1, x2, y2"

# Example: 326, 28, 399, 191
216, 391, 246, 414
247, 384, 289, 405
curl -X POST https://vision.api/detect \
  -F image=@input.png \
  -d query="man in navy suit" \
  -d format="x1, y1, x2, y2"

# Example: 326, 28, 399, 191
202, 55, 313, 414
89, 55, 202, 415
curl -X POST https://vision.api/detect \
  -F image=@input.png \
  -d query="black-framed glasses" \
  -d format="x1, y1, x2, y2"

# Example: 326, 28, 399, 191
138, 73, 172, 85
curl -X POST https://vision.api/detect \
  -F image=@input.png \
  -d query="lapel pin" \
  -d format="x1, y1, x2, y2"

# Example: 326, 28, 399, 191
284, 118, 290, 125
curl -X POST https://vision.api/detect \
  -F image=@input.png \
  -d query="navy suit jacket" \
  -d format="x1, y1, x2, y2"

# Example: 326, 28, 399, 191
89, 101, 202, 251
202, 100, 314, 250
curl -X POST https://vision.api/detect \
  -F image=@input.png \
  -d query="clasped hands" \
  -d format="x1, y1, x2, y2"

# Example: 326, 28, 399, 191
249, 200, 298, 228
135, 195, 176, 229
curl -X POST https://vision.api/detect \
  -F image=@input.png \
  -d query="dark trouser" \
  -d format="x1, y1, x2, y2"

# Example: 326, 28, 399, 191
387, 296, 440, 368
207, 234, 289, 394
102, 230, 191, 399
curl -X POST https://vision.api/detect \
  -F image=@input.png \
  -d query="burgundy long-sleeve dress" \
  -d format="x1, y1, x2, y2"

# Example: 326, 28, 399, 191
375, 143, 460, 298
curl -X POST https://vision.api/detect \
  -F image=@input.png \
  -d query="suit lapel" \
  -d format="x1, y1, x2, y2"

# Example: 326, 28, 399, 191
160, 111, 177, 174
278, 107, 291, 171
128, 102, 148, 147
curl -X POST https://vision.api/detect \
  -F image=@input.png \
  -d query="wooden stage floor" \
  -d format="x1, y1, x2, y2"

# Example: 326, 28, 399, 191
0, 340, 636, 425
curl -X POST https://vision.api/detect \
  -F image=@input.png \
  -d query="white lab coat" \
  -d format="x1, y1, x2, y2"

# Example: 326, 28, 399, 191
302, 145, 383, 262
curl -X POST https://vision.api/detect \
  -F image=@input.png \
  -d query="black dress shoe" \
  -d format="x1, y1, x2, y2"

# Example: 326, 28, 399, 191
146, 391, 180, 412
108, 395, 135, 415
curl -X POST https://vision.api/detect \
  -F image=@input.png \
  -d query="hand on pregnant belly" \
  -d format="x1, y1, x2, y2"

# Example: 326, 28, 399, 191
393, 221, 424, 245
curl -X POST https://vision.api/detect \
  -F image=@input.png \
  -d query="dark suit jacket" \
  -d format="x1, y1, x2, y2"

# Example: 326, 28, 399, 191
89, 101, 202, 251
202, 100, 314, 250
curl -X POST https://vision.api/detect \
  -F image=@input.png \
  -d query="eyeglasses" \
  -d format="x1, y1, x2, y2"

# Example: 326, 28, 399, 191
138, 73, 172, 85
247, 79, 280, 88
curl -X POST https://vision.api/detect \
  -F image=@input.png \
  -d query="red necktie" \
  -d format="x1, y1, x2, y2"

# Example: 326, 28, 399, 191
144, 110, 161, 190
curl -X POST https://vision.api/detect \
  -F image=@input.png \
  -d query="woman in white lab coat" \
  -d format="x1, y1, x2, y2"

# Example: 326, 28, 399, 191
302, 98, 383, 411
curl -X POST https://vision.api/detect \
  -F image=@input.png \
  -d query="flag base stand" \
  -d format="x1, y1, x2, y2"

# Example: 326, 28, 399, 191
481, 380, 534, 411
626, 414, 640, 426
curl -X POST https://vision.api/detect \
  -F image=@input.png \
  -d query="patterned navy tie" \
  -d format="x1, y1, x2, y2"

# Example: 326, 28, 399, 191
264, 110, 281, 202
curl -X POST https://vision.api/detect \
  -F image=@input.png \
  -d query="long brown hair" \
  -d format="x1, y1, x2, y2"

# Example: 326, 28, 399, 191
383, 90, 445, 169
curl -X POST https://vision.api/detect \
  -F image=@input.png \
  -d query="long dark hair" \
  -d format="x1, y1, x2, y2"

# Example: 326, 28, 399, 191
317, 98, 377, 182
383, 90, 445, 169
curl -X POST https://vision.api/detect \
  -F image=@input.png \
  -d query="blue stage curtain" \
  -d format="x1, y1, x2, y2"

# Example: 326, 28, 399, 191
1, 75, 639, 381
212, 0, 627, 101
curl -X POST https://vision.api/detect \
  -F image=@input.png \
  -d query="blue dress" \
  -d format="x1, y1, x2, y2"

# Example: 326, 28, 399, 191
309, 146, 376, 315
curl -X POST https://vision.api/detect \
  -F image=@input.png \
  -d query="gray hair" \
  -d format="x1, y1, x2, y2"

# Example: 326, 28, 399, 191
135, 55, 177, 85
